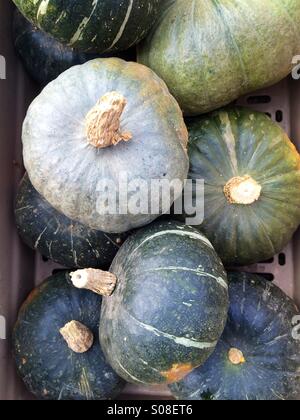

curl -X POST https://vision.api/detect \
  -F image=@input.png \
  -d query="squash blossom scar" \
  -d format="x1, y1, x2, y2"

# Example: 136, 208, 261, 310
161, 363, 193, 383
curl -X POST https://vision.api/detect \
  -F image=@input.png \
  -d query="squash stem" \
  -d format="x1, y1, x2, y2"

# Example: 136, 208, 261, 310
60, 321, 94, 354
228, 348, 246, 365
70, 268, 117, 296
224, 175, 261, 205
85, 91, 132, 148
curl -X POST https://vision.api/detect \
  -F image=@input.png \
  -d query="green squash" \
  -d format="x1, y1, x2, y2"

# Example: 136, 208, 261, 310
13, 0, 163, 54
181, 107, 300, 266
22, 58, 188, 234
170, 272, 300, 401
138, 0, 300, 115
13, 272, 126, 400
71, 220, 229, 386
15, 174, 129, 269
13, 10, 137, 86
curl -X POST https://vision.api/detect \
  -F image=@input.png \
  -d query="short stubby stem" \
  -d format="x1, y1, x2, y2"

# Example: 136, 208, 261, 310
70, 268, 117, 296
85, 91, 132, 148
224, 175, 262, 205
228, 348, 246, 365
60, 321, 94, 354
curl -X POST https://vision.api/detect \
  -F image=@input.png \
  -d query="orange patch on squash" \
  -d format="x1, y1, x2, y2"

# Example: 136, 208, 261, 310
161, 363, 193, 383
19, 287, 40, 314
18, 282, 48, 316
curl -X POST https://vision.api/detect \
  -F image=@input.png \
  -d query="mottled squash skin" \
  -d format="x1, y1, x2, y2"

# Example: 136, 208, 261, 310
100, 220, 229, 386
15, 174, 129, 269
13, 272, 126, 400
22, 58, 189, 234
181, 107, 300, 266
170, 272, 300, 401
13, 10, 136, 86
138, 0, 300, 115
13, 0, 163, 54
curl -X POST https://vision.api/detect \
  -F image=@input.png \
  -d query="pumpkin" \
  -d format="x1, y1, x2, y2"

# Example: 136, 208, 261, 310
13, 0, 163, 54
70, 220, 229, 386
138, 0, 300, 115
13, 271, 126, 400
15, 174, 129, 269
13, 10, 137, 86
180, 107, 300, 267
170, 272, 300, 401
22, 58, 188, 234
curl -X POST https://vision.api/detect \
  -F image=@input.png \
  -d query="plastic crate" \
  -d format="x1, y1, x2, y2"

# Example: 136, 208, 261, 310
0, 0, 299, 400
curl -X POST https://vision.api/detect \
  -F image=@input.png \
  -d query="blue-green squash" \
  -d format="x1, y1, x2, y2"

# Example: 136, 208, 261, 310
71, 220, 229, 385
15, 174, 129, 269
138, 0, 300, 115
170, 272, 300, 401
22, 58, 189, 234
13, 0, 163, 54
13, 10, 136, 86
181, 107, 300, 266
13, 271, 126, 400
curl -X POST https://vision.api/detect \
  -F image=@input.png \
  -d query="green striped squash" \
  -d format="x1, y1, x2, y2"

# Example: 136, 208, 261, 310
182, 107, 300, 266
13, 10, 136, 86
99, 220, 229, 385
13, 0, 163, 53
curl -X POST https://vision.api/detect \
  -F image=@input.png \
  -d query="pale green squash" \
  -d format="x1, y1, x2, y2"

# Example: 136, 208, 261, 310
138, 0, 300, 115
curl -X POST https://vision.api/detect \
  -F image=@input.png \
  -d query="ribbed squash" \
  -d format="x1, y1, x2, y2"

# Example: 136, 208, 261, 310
71, 221, 229, 386
13, 10, 136, 86
138, 0, 300, 115
22, 58, 188, 234
181, 107, 300, 266
170, 272, 300, 401
13, 0, 163, 53
13, 272, 126, 400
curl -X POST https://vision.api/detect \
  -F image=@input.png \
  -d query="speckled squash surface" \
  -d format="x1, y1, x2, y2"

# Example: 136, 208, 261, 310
138, 0, 300, 115
182, 107, 300, 266
13, 0, 163, 54
13, 272, 126, 400
170, 272, 300, 401
22, 58, 188, 234
15, 174, 129, 269
99, 220, 229, 386
13, 10, 137, 86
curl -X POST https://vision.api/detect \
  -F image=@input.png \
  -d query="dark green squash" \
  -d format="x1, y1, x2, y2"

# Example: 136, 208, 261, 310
15, 174, 129, 269
13, 0, 163, 54
180, 107, 300, 266
138, 0, 300, 115
170, 272, 300, 401
13, 271, 126, 400
71, 220, 229, 386
13, 10, 136, 86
